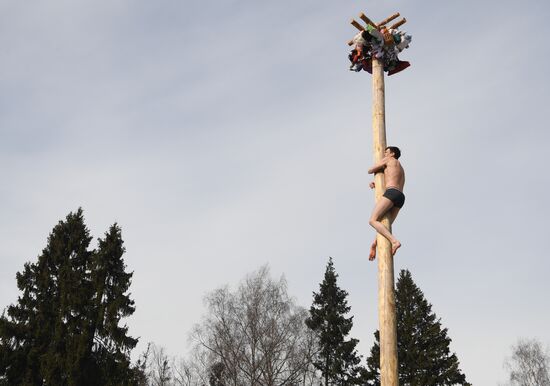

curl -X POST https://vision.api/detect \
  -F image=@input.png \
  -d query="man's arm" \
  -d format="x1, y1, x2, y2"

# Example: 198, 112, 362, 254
368, 157, 388, 174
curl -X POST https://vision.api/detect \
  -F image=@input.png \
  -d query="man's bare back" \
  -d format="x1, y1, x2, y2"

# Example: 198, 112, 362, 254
367, 146, 405, 259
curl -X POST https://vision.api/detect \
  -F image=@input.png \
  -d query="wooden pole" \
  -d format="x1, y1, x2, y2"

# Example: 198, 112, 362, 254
372, 57, 399, 386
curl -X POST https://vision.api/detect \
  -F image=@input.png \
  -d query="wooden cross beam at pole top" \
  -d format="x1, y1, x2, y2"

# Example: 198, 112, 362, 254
347, 10, 410, 386
347, 12, 406, 46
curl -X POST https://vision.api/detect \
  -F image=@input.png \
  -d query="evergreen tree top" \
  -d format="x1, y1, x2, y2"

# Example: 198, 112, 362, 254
365, 269, 470, 386
0, 209, 140, 385
306, 257, 364, 385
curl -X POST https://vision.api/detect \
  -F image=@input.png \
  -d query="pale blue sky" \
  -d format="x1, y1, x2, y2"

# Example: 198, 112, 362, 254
2, 1, 550, 384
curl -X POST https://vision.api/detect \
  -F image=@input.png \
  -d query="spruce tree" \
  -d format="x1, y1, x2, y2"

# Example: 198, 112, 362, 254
0, 209, 139, 385
86, 224, 138, 383
364, 269, 470, 386
306, 257, 364, 385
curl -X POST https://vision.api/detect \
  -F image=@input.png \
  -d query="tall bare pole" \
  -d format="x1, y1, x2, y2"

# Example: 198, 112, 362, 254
372, 57, 399, 386
348, 12, 408, 385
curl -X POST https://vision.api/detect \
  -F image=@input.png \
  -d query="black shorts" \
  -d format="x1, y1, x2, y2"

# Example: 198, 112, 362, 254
383, 188, 405, 209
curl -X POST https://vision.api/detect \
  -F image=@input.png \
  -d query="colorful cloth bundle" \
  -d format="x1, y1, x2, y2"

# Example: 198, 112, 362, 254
349, 26, 412, 75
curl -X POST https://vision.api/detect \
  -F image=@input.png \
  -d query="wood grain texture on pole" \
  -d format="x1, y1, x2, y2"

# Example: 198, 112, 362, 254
372, 57, 399, 386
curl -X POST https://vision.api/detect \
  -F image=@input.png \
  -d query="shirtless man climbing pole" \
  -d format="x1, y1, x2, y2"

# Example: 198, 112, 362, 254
368, 146, 405, 260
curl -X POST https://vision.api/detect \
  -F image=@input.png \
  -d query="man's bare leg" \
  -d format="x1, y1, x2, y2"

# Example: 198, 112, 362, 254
369, 239, 377, 261
369, 197, 401, 256
388, 206, 400, 224
391, 242, 401, 255
369, 206, 400, 260
388, 206, 402, 254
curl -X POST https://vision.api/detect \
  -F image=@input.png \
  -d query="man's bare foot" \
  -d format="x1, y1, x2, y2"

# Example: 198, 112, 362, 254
369, 240, 377, 261
391, 241, 401, 255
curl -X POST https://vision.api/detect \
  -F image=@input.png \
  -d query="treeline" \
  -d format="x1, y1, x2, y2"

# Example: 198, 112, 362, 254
0, 210, 547, 385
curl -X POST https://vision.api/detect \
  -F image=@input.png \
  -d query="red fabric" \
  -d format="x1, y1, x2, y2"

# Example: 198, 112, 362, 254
387, 61, 410, 76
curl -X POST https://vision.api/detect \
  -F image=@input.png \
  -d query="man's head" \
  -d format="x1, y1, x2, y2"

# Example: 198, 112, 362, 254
385, 146, 401, 159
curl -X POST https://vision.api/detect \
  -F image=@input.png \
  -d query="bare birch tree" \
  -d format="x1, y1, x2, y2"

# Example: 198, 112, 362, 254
172, 350, 211, 386
191, 266, 319, 386
137, 342, 179, 386
505, 338, 550, 386
150, 344, 173, 386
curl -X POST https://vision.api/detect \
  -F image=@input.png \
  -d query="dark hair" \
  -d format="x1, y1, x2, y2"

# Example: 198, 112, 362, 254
386, 146, 401, 159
